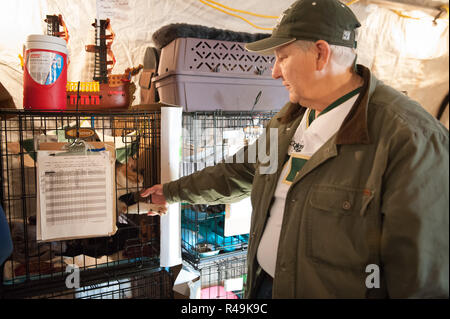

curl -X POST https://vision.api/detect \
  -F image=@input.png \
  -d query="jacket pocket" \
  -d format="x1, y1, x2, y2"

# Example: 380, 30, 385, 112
305, 184, 374, 270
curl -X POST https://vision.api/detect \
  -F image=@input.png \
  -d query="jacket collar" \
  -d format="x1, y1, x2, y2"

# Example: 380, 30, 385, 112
335, 64, 377, 145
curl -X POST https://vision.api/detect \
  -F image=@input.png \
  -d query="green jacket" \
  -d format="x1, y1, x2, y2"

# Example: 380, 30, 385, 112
164, 65, 449, 298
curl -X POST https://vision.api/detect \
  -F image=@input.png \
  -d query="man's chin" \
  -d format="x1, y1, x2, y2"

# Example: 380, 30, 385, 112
289, 94, 299, 104
290, 94, 310, 107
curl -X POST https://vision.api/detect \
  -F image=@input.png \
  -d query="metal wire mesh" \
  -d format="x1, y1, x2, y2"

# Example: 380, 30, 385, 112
185, 252, 247, 299
23, 268, 174, 299
0, 109, 163, 298
180, 111, 274, 266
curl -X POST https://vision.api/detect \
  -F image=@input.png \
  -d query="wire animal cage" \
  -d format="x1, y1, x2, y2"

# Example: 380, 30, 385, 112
0, 109, 163, 299
74, 268, 173, 299
180, 111, 274, 266
185, 252, 247, 299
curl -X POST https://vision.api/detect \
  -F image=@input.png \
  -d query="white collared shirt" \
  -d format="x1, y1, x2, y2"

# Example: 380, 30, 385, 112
257, 92, 360, 278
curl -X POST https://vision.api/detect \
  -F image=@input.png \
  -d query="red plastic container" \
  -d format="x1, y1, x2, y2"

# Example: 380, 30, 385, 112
23, 35, 68, 110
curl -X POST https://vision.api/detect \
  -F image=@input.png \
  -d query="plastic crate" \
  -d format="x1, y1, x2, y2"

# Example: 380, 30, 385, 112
153, 37, 288, 111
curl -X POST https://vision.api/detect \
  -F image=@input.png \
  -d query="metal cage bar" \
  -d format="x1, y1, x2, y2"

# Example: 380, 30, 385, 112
185, 252, 247, 299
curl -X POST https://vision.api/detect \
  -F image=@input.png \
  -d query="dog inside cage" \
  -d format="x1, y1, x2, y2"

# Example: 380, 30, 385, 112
0, 111, 165, 298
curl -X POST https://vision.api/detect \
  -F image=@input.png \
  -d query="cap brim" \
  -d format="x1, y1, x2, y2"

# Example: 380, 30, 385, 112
245, 37, 296, 55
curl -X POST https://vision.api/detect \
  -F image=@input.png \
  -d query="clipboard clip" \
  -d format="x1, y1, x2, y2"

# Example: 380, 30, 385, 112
57, 138, 97, 156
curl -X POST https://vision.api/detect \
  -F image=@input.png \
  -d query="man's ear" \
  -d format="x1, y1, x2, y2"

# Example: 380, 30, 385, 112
314, 40, 331, 71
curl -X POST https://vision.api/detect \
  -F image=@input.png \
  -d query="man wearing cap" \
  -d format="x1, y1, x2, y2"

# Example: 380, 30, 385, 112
143, 0, 449, 298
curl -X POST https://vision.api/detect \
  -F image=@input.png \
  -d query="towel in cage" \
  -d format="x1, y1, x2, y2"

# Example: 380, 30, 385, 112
201, 286, 238, 299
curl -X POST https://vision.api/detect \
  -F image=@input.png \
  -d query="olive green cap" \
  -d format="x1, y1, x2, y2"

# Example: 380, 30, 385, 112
245, 0, 361, 54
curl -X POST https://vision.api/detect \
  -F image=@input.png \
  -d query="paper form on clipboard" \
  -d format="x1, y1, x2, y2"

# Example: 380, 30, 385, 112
36, 143, 117, 242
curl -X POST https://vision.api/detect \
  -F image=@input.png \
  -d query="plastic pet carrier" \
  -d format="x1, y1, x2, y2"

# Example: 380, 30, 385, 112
151, 24, 289, 111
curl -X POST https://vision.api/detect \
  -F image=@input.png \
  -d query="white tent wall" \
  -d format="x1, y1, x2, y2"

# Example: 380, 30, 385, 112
0, 0, 448, 127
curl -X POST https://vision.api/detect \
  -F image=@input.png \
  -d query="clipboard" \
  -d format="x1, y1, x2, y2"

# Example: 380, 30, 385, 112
36, 141, 117, 242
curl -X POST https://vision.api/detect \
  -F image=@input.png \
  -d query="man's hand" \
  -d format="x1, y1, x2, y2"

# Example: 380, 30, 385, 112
140, 184, 168, 216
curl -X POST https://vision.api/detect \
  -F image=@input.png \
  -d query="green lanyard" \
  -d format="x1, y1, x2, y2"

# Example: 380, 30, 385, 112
307, 87, 362, 127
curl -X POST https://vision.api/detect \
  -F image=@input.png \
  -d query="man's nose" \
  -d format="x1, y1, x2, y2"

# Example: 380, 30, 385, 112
271, 61, 281, 79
